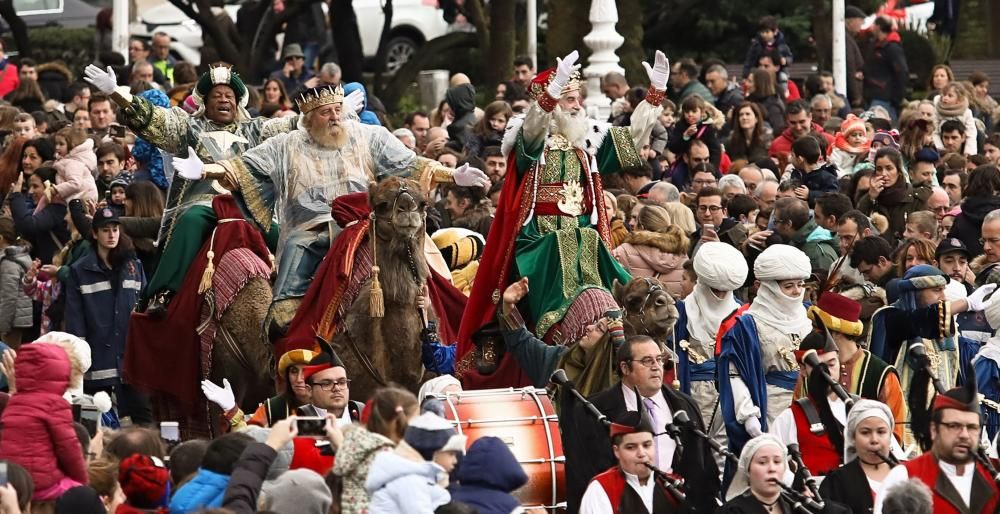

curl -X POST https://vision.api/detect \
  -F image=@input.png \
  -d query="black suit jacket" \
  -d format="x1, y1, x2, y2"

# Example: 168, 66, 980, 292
561, 382, 720, 514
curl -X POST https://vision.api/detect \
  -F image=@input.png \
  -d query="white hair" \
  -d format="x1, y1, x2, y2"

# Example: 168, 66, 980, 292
985, 208, 1000, 225
648, 181, 680, 203
320, 62, 341, 77
719, 175, 747, 195
810, 94, 833, 108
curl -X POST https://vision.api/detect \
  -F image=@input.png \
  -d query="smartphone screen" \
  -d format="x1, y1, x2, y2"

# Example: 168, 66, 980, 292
295, 416, 327, 437
79, 406, 100, 438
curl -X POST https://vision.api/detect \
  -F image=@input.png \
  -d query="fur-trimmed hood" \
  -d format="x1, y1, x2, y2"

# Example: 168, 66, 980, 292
622, 229, 689, 255
36, 61, 74, 83
703, 103, 726, 130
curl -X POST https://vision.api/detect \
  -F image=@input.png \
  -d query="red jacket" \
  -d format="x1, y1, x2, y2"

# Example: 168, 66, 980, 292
904, 452, 1000, 514
0, 343, 88, 497
768, 123, 835, 169
0, 61, 19, 98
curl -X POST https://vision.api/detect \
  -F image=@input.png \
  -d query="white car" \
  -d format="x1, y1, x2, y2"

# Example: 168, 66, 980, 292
129, 0, 451, 71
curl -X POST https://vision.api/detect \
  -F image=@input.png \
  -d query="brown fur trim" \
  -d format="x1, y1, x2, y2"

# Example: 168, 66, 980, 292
623, 230, 688, 255
36, 62, 74, 82
870, 213, 889, 235
971, 254, 992, 276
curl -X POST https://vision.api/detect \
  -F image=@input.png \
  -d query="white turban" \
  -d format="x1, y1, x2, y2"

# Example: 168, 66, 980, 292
844, 399, 894, 463
694, 242, 748, 291
417, 374, 462, 405
726, 434, 788, 501
753, 244, 812, 282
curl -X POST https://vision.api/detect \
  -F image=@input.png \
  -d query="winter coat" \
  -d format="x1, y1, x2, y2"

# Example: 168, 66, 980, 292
36, 62, 74, 109
742, 31, 794, 78
450, 436, 528, 514
9, 192, 70, 265
675, 79, 714, 105
667, 117, 723, 169
169, 468, 231, 513
612, 231, 688, 298
747, 93, 786, 134
0, 245, 33, 333
789, 218, 840, 272
0, 60, 20, 98
53, 139, 99, 203
950, 196, 1000, 257
0, 343, 88, 499
445, 84, 477, 146
768, 124, 835, 170
65, 248, 145, 387
333, 425, 396, 514
366, 442, 451, 514
863, 31, 909, 107
857, 181, 926, 246
789, 162, 840, 208
222, 442, 276, 514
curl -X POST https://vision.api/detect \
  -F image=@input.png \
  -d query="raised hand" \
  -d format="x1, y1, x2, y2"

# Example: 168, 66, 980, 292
548, 50, 581, 99
453, 163, 490, 189
201, 378, 236, 411
502, 277, 530, 306
344, 88, 365, 114
83, 64, 118, 95
642, 50, 670, 90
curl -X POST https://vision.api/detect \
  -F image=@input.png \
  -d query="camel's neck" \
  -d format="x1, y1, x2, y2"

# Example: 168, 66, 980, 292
375, 234, 428, 303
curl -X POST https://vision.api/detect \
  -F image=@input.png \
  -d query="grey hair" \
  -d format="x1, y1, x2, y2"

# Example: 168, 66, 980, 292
719, 174, 747, 194
754, 178, 779, 198
761, 168, 778, 181
985, 208, 1000, 226
131, 60, 153, 73
649, 181, 680, 203
319, 62, 342, 77
881, 479, 933, 514
706, 64, 728, 80
810, 94, 833, 108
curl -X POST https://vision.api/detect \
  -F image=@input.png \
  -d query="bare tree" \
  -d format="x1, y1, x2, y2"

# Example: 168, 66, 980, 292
0, 0, 30, 58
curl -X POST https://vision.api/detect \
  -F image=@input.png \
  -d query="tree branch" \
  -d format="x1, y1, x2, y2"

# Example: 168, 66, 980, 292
378, 32, 477, 111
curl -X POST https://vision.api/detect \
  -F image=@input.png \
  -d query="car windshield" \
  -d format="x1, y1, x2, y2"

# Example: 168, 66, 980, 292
13, 0, 61, 14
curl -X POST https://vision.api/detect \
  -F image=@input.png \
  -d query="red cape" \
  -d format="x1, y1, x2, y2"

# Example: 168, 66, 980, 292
124, 195, 272, 414
455, 158, 533, 389
279, 192, 466, 357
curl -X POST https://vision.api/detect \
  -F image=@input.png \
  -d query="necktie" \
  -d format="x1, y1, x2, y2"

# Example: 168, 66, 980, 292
643, 397, 660, 467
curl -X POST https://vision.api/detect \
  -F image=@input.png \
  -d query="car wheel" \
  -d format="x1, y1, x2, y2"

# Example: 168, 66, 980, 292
385, 35, 418, 74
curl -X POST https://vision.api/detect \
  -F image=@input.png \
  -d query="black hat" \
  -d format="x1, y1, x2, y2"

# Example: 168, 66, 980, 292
845, 6, 866, 19
302, 335, 346, 382
935, 237, 971, 260
92, 207, 120, 229
914, 147, 941, 164
933, 364, 979, 414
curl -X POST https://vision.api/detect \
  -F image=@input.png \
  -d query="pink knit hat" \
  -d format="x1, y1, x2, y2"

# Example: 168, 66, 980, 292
555, 287, 620, 344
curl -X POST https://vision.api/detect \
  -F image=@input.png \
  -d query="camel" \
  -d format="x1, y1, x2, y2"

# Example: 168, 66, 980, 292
613, 277, 680, 341
332, 177, 434, 401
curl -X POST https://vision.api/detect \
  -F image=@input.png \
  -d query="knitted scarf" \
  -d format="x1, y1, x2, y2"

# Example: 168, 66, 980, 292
936, 95, 970, 119
876, 176, 909, 206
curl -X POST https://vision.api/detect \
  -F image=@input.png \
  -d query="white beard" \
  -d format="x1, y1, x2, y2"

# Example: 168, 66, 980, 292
552, 106, 589, 147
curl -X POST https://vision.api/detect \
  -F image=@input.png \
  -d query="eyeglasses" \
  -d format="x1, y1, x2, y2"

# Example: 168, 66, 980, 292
697, 205, 723, 212
311, 378, 351, 391
631, 355, 668, 368
938, 421, 981, 434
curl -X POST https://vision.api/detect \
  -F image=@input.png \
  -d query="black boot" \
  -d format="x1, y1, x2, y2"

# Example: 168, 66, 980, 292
145, 290, 175, 320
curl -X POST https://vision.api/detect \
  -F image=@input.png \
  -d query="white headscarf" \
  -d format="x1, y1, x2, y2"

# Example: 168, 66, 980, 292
747, 245, 813, 337
844, 399, 894, 463
726, 434, 788, 501
686, 243, 747, 343
417, 374, 462, 405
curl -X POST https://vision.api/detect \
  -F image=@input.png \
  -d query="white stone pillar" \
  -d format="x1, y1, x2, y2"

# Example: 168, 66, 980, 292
582, 0, 624, 120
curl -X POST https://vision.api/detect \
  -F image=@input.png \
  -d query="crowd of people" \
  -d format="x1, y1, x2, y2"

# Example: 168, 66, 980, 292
0, 6, 999, 514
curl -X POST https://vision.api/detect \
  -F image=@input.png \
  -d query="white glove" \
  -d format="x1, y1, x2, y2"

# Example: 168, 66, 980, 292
744, 416, 763, 437
173, 146, 205, 181
201, 378, 236, 411
642, 50, 670, 90
967, 283, 998, 312
83, 64, 118, 95
453, 163, 490, 189
547, 50, 580, 99
344, 89, 365, 114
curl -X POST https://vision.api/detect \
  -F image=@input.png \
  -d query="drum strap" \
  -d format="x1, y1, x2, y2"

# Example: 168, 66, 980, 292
343, 329, 388, 387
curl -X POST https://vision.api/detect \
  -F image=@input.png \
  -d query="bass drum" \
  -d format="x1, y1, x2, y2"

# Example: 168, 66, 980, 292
429, 387, 566, 511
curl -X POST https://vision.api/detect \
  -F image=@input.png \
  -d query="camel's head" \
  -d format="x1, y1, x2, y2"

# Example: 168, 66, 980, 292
613, 277, 678, 339
370, 177, 427, 241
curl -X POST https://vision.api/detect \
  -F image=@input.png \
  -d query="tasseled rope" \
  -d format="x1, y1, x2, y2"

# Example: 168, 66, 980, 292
198, 231, 219, 295
369, 213, 384, 318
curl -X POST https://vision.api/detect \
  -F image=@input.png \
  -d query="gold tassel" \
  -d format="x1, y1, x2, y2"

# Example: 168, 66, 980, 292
198, 250, 215, 295
369, 265, 384, 317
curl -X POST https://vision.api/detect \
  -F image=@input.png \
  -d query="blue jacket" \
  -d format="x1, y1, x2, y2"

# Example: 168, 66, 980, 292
64, 248, 145, 387
450, 436, 527, 514
169, 468, 231, 513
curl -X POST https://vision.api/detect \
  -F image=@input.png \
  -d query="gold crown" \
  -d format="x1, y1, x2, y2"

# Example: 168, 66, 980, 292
528, 70, 581, 100
296, 85, 345, 114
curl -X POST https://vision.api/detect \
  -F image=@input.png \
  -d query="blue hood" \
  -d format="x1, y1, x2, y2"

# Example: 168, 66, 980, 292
343, 82, 381, 126
168, 468, 230, 513
455, 436, 527, 491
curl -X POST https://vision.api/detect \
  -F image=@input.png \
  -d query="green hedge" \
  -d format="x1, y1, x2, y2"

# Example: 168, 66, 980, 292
9, 27, 96, 73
